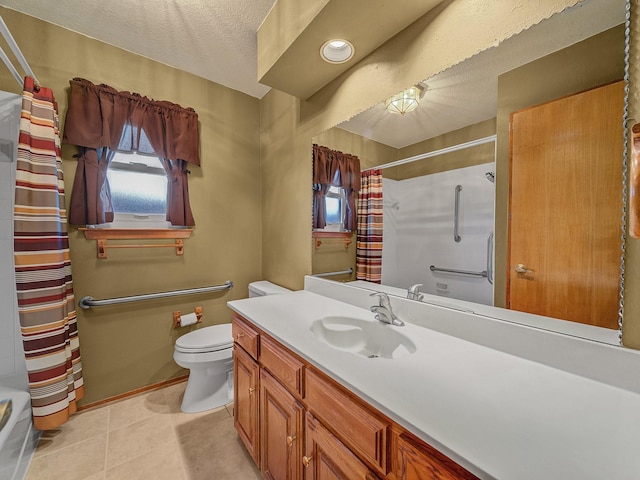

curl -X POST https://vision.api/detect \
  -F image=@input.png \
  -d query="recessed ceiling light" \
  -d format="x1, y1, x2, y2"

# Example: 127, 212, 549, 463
320, 39, 354, 64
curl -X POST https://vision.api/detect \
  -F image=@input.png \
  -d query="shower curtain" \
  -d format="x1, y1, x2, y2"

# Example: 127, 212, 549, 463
356, 169, 383, 283
13, 77, 84, 430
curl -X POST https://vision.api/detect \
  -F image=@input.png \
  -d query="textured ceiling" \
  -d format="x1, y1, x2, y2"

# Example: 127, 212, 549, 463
338, 0, 625, 149
0, 0, 277, 98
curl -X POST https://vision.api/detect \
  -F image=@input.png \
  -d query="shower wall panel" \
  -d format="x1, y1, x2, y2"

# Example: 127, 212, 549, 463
382, 162, 495, 305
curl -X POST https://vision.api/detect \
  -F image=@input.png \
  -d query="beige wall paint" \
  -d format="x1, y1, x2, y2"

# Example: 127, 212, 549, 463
495, 25, 625, 309
392, 119, 496, 181
260, 89, 315, 290
0, 8, 262, 404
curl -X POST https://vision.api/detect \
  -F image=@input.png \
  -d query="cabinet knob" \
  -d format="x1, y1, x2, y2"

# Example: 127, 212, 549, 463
302, 455, 313, 468
286, 435, 296, 446
236, 333, 245, 340
248, 387, 255, 394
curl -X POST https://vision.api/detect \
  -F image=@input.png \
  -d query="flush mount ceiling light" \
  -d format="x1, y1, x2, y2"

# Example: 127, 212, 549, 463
385, 84, 426, 115
320, 39, 355, 64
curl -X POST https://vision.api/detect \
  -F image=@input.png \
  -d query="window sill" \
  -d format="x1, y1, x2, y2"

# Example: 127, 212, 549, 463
78, 228, 193, 258
312, 230, 353, 249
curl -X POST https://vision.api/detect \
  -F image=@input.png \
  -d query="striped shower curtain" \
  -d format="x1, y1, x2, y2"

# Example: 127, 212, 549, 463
14, 77, 84, 430
356, 169, 383, 283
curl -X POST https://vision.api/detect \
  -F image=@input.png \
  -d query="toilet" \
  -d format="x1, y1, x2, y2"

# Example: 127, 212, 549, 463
173, 281, 291, 413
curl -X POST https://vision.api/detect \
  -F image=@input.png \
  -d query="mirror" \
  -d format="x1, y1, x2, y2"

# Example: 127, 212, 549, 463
311, 0, 626, 345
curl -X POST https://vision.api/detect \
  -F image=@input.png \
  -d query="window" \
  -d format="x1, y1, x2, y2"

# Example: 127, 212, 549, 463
104, 152, 170, 228
318, 186, 348, 232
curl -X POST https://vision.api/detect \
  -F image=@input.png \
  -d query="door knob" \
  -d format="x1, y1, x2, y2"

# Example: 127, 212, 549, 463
514, 264, 532, 274
302, 456, 313, 468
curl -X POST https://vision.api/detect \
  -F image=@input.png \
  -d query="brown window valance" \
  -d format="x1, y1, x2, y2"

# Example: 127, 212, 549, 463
312, 144, 361, 191
62, 77, 200, 165
313, 144, 361, 231
63, 78, 198, 226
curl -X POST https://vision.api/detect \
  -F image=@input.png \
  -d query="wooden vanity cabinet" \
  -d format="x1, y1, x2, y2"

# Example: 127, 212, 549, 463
233, 316, 260, 465
260, 369, 304, 480
392, 428, 479, 480
232, 313, 479, 480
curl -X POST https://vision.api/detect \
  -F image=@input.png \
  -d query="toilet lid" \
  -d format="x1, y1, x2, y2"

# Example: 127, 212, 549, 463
175, 323, 233, 353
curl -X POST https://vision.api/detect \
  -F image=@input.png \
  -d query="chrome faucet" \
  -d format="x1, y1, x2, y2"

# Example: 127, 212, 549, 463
407, 283, 424, 301
369, 292, 404, 326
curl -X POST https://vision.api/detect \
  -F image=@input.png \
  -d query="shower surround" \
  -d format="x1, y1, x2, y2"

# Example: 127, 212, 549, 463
382, 162, 495, 305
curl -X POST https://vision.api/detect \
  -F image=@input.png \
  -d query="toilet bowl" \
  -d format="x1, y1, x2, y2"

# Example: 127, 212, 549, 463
173, 323, 234, 413
173, 281, 291, 413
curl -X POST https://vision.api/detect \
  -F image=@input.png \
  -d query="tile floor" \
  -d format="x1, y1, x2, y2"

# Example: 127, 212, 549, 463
25, 382, 262, 480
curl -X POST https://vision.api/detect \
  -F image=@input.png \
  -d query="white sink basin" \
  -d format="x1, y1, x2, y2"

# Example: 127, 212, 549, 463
310, 316, 416, 359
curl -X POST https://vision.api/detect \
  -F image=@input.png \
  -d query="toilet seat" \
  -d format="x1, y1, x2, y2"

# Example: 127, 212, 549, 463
175, 323, 233, 354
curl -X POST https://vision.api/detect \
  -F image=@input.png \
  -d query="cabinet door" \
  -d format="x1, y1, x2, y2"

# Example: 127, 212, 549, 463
234, 344, 260, 465
395, 431, 479, 480
261, 369, 304, 480
303, 412, 378, 480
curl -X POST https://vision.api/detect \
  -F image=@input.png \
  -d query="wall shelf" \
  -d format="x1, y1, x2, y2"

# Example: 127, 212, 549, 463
313, 231, 353, 250
79, 228, 193, 259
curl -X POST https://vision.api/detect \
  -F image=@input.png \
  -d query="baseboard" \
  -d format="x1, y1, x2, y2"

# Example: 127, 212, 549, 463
78, 375, 189, 411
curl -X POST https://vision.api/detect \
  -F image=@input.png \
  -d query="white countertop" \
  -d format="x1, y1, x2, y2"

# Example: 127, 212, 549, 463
228, 290, 640, 480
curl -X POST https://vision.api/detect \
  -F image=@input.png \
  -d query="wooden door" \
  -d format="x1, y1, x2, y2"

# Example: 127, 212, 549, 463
508, 81, 623, 328
234, 345, 260, 464
261, 369, 304, 480
303, 412, 377, 480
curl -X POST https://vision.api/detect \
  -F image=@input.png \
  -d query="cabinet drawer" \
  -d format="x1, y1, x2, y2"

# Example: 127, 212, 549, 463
305, 412, 379, 480
232, 314, 259, 359
260, 335, 304, 397
305, 369, 388, 474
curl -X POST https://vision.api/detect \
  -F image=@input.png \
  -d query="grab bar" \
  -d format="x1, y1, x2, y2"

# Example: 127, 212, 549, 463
430, 265, 487, 278
312, 267, 354, 278
78, 280, 234, 309
454, 185, 462, 242
487, 232, 494, 285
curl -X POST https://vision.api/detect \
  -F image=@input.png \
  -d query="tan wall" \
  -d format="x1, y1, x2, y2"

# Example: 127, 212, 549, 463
0, 8, 262, 404
495, 25, 625, 309
311, 128, 397, 279
392, 119, 496, 180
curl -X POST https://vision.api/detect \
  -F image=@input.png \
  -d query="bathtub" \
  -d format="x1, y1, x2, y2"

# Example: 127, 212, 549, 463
0, 381, 38, 480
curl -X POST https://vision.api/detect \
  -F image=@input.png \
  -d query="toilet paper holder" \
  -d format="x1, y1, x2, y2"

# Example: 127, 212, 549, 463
173, 307, 203, 328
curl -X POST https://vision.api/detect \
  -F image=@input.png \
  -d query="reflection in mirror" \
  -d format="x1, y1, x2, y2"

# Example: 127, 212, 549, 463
311, 0, 626, 344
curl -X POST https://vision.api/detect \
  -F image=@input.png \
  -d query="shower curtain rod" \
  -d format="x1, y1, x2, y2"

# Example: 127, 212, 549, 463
0, 16, 39, 88
362, 134, 496, 172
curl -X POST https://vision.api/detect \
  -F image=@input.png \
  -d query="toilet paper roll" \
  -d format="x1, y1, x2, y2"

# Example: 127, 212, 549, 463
179, 312, 198, 327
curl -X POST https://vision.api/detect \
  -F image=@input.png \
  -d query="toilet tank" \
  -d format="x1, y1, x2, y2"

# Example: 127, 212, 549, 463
248, 281, 291, 297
